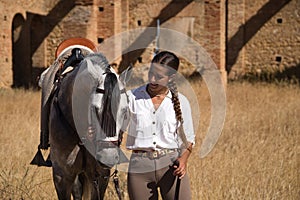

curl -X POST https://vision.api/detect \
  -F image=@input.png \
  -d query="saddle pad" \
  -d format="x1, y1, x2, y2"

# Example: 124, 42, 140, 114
61, 66, 74, 76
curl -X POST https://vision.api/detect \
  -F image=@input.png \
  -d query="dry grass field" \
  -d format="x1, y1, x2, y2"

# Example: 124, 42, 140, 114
0, 81, 299, 200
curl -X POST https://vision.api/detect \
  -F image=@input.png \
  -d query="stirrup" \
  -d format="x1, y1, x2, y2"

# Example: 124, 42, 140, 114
30, 146, 52, 167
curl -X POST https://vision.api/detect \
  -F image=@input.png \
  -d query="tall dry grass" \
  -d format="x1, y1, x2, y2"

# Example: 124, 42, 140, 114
0, 82, 299, 199
189, 81, 299, 200
0, 89, 54, 199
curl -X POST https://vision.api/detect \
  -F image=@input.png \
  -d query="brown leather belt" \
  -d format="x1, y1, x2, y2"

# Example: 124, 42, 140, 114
132, 149, 178, 159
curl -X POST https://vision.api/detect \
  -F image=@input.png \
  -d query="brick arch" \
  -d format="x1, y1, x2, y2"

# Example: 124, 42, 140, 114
12, 13, 31, 88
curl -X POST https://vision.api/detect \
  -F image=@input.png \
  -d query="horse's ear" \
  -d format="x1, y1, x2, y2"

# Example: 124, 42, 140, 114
119, 64, 133, 86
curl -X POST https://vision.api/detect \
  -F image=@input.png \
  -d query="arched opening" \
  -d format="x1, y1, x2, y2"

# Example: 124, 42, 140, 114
30, 14, 47, 87
12, 13, 31, 88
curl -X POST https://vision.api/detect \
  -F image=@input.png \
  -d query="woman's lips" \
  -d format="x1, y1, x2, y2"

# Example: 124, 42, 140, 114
149, 83, 158, 88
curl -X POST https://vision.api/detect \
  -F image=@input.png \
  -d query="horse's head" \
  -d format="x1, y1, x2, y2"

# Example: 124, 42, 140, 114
72, 53, 131, 166
84, 54, 130, 139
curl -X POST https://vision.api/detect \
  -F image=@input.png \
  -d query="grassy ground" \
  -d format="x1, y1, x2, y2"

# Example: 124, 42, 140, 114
0, 81, 299, 199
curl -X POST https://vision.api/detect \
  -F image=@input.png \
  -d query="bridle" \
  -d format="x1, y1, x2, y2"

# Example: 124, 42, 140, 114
95, 65, 128, 95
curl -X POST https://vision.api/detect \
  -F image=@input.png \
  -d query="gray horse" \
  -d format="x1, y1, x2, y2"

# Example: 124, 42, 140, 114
48, 52, 130, 200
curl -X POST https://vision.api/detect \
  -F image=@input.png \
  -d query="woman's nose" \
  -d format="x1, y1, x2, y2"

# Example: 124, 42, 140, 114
149, 75, 156, 83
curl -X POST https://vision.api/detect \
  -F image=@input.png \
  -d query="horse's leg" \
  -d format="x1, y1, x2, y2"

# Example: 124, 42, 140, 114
93, 174, 110, 200
71, 173, 103, 200
52, 162, 76, 200
72, 175, 83, 200
83, 151, 110, 200
90, 163, 111, 200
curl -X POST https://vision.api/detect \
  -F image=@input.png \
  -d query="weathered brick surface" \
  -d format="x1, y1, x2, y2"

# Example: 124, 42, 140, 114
227, 0, 300, 80
0, 0, 298, 87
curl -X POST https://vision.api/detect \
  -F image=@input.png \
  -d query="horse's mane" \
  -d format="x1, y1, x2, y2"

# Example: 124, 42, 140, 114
85, 53, 109, 70
100, 69, 121, 137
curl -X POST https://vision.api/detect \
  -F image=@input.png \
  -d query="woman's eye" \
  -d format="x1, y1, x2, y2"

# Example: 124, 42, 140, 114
155, 74, 165, 80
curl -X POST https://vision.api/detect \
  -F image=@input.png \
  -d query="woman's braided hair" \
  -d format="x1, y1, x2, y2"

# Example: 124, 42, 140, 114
151, 51, 191, 150
168, 79, 183, 124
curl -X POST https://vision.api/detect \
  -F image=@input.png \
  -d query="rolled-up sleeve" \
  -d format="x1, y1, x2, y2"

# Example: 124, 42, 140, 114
179, 94, 196, 145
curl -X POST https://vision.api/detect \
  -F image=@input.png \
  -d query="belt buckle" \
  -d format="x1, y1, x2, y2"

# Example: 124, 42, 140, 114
152, 151, 158, 158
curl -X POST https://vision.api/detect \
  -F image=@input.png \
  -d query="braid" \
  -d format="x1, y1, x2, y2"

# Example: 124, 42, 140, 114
168, 79, 183, 124
168, 79, 189, 149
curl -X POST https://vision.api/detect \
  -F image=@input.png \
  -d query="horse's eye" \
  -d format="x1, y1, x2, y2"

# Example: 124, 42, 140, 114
121, 108, 128, 118
121, 107, 128, 114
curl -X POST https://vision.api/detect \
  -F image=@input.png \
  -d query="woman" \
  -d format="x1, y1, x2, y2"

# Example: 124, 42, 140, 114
126, 51, 195, 200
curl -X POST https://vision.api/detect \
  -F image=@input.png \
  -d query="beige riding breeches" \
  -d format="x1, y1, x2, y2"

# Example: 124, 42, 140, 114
127, 151, 191, 200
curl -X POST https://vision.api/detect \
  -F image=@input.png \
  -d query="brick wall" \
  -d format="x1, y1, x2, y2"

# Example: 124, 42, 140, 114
0, 0, 298, 87
227, 0, 300, 80
0, 0, 49, 87
126, 0, 209, 73
244, 0, 300, 79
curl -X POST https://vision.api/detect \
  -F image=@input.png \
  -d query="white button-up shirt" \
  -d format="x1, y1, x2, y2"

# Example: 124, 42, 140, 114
126, 85, 195, 151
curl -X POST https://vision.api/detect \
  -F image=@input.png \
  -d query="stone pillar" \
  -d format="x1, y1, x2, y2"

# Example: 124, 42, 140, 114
113, 0, 123, 64
97, 0, 123, 64
226, 0, 245, 80
204, 0, 227, 86
0, 13, 14, 88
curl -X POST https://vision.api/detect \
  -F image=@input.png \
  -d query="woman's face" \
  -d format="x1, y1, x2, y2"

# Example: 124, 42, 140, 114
147, 63, 173, 93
